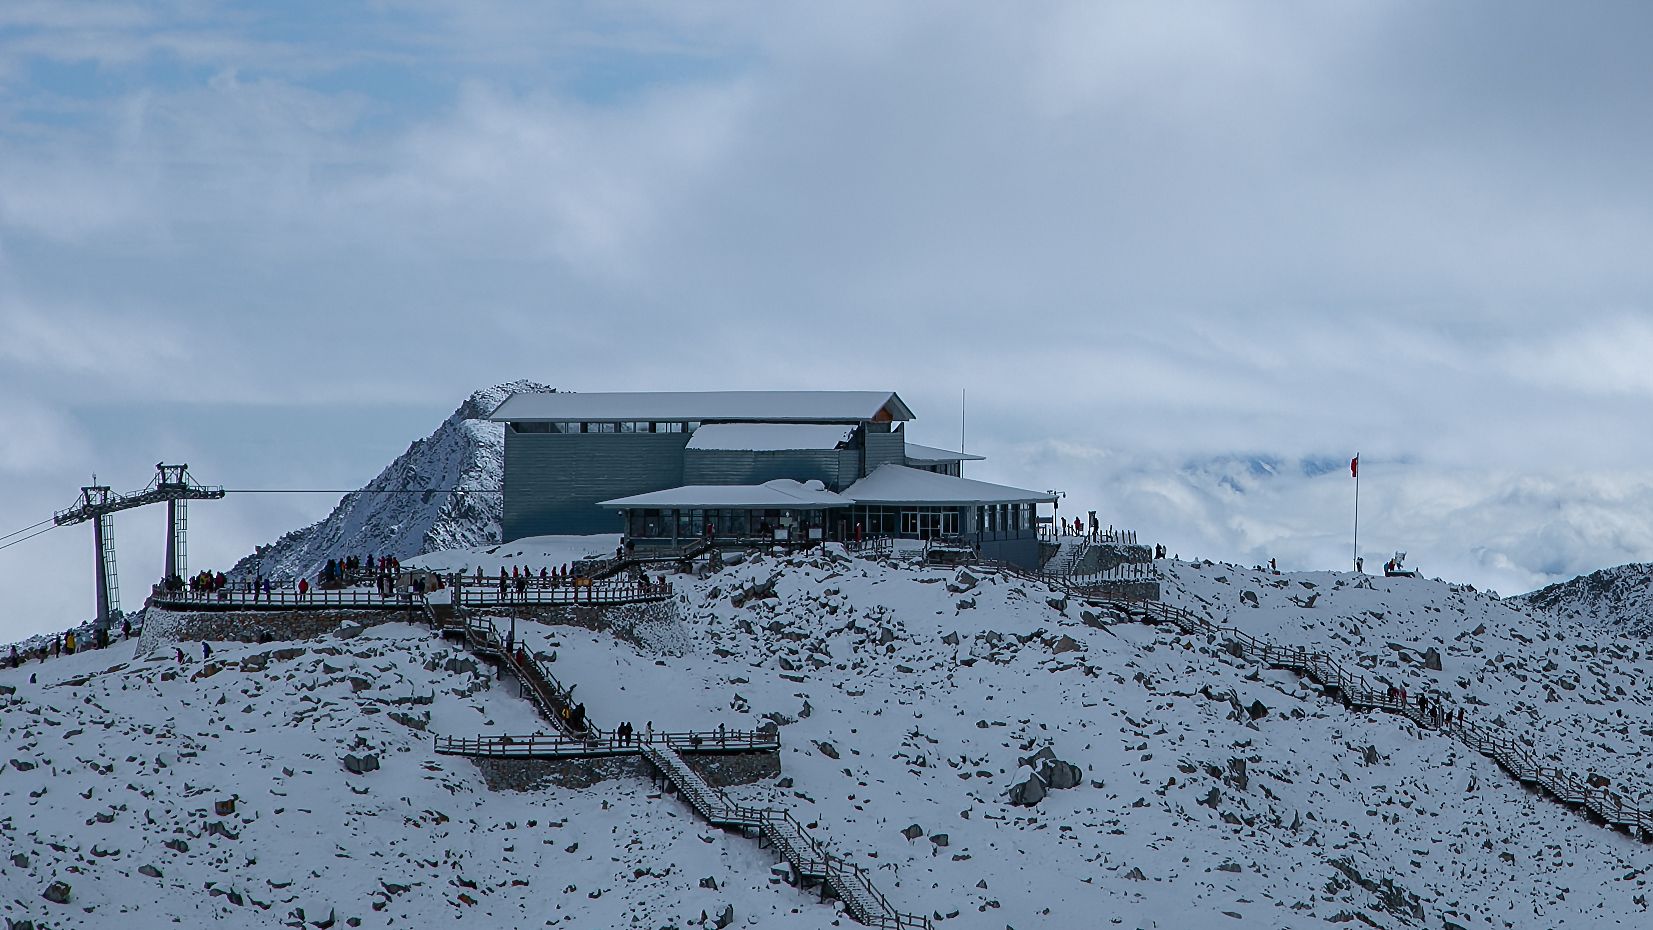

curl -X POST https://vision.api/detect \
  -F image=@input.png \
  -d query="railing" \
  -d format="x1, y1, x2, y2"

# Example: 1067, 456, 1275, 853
1080, 595, 1653, 839
149, 585, 417, 610
451, 612, 593, 738
434, 728, 781, 759
454, 576, 674, 607
846, 534, 894, 556
640, 742, 933, 929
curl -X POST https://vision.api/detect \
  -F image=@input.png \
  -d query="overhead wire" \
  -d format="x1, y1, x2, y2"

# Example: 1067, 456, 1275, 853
0, 523, 57, 553
0, 517, 53, 543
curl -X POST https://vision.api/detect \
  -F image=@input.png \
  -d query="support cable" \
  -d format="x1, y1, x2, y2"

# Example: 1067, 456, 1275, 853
0, 523, 57, 553
0, 517, 53, 543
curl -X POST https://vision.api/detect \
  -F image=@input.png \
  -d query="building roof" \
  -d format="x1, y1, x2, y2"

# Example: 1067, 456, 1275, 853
491, 391, 914, 423
904, 442, 986, 463
598, 479, 850, 510
843, 464, 1054, 506
686, 423, 856, 452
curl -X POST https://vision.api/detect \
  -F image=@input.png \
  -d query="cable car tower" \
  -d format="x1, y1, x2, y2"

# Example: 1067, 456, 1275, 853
53, 463, 225, 629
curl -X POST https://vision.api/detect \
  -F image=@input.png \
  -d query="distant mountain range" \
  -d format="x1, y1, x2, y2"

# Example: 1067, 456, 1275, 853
1516, 562, 1653, 635
228, 381, 556, 582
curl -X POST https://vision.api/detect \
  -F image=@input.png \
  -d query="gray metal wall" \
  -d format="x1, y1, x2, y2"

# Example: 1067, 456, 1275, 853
684, 449, 844, 487
863, 427, 907, 473
503, 431, 690, 539
979, 535, 1041, 569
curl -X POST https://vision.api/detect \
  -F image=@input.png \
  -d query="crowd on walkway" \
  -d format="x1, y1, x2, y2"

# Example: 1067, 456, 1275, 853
471, 563, 670, 602
1384, 685, 1467, 729
6, 617, 134, 669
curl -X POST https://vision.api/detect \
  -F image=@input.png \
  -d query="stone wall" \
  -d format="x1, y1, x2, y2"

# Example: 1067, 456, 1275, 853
472, 750, 778, 791
137, 605, 413, 655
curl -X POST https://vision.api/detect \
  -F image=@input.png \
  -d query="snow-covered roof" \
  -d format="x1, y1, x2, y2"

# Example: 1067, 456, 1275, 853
686, 423, 856, 452
598, 479, 851, 510
843, 464, 1053, 506
491, 391, 913, 423
904, 442, 986, 463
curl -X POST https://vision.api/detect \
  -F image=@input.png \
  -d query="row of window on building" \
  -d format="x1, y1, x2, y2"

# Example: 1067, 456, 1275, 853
511, 421, 701, 434
622, 503, 1034, 542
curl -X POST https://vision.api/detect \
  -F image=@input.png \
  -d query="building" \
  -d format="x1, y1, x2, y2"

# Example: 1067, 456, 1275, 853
490, 390, 1053, 566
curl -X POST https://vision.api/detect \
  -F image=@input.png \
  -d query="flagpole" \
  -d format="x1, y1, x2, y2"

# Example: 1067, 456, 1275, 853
1352, 453, 1360, 572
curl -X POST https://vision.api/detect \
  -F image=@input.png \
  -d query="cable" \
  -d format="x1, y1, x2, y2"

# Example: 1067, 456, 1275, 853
0, 523, 56, 553
0, 517, 53, 543
222, 489, 503, 494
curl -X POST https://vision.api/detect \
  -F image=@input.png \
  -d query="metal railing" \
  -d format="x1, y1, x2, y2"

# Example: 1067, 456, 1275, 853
149, 584, 418, 610
454, 576, 674, 607
639, 743, 933, 929
433, 728, 781, 759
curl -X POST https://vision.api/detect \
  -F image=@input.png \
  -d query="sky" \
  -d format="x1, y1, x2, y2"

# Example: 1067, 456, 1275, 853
5, 1, 1653, 639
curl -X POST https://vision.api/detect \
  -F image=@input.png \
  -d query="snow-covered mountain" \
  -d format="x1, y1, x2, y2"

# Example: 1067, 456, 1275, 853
228, 381, 556, 583
7, 546, 1653, 928
1516, 561, 1653, 634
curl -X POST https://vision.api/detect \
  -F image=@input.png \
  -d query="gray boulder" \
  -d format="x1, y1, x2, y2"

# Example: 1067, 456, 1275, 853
42, 881, 71, 905
342, 752, 380, 775
1423, 647, 1443, 671
1006, 771, 1047, 807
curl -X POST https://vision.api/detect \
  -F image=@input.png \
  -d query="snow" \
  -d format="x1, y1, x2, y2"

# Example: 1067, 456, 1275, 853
842, 463, 1054, 504
903, 442, 986, 463
6, 545, 1653, 928
598, 480, 849, 510
685, 423, 856, 451
488, 390, 912, 423
402, 534, 621, 575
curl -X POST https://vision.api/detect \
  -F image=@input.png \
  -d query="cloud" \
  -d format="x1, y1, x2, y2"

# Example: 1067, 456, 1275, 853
3, 1, 1653, 636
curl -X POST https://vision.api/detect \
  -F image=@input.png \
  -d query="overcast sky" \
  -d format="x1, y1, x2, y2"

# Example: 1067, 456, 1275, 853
5, 1, 1653, 639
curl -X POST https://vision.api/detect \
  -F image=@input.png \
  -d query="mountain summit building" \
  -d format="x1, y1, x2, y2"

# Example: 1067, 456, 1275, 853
490, 390, 1053, 566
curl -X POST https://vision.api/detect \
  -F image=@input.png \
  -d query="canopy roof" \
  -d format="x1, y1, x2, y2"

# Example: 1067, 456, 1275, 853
687, 423, 855, 452
842, 464, 1054, 506
904, 442, 986, 463
492, 390, 913, 423
599, 478, 850, 510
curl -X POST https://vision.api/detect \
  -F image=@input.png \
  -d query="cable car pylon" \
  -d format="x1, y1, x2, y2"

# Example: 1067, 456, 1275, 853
52, 463, 225, 629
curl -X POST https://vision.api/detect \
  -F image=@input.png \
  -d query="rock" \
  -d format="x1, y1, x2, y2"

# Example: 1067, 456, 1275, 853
342, 753, 380, 775
955, 596, 976, 610
1198, 787, 1222, 809
1124, 867, 1147, 881
947, 569, 979, 593
139, 864, 163, 878
214, 798, 237, 816
1049, 634, 1082, 655
1006, 769, 1047, 807
941, 631, 960, 646
1247, 700, 1268, 720
42, 881, 72, 905
1227, 758, 1249, 792
1043, 760, 1083, 790
929, 833, 949, 847
813, 741, 839, 760
1423, 647, 1443, 671
10, 853, 27, 868
9, 758, 35, 772
699, 876, 718, 890
1046, 596, 1068, 612
1239, 590, 1259, 607
902, 824, 925, 840
165, 838, 189, 853
714, 904, 735, 928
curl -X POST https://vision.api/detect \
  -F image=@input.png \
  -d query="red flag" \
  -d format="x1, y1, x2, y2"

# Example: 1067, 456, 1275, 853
1350, 455, 1359, 478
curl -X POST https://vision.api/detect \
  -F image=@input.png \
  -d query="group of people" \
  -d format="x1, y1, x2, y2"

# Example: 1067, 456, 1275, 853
7, 618, 132, 668
476, 563, 668, 601
1385, 685, 1466, 728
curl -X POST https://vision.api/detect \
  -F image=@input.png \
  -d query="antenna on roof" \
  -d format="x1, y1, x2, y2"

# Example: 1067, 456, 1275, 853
960, 388, 967, 453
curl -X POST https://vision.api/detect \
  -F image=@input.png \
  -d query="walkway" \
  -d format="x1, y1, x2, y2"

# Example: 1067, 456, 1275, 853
453, 576, 674, 608
986, 564, 1653, 842
420, 598, 932, 928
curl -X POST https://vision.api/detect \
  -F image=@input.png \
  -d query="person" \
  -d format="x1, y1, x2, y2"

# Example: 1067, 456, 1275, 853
175, 647, 185, 664
7, 645, 16, 668
1457, 707, 1465, 726
65, 631, 75, 655
616, 545, 625, 560
645, 721, 653, 742
202, 641, 212, 660
1269, 557, 1277, 572
121, 618, 132, 641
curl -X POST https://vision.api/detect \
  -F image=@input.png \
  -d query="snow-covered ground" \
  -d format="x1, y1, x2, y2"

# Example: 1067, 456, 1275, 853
403, 533, 621, 576
4, 543, 1651, 928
